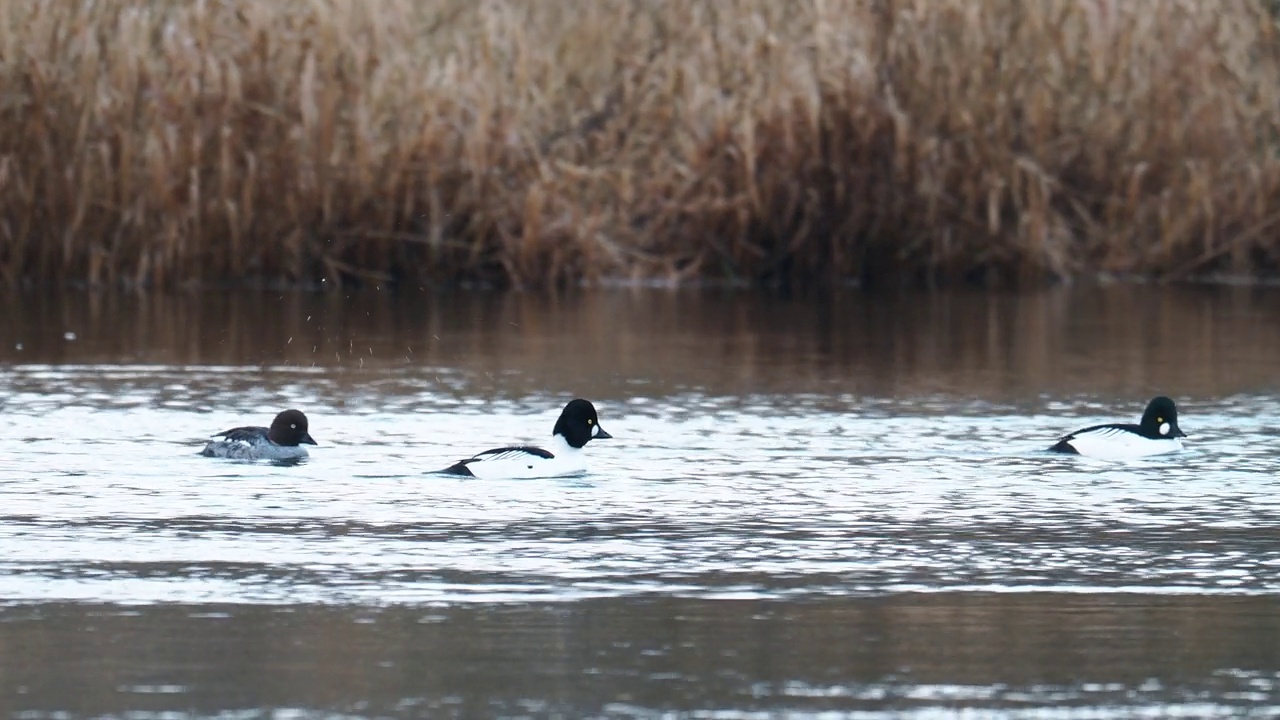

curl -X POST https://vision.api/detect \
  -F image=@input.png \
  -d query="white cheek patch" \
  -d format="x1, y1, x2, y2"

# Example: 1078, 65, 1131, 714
1159, 422, 1171, 436
592, 424, 600, 437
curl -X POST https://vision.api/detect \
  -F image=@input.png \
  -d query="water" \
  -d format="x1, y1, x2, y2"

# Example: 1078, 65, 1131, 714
1, 285, 1279, 717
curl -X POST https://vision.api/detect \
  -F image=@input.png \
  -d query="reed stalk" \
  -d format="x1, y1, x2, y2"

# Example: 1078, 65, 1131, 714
1, 0, 1278, 288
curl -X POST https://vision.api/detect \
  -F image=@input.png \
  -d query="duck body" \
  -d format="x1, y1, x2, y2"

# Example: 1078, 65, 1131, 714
441, 399, 611, 479
201, 409, 317, 461
1049, 396, 1186, 460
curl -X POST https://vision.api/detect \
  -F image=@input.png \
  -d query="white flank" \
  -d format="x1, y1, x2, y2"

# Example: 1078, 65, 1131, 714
461, 434, 587, 480
202, 437, 309, 461
1064, 426, 1183, 461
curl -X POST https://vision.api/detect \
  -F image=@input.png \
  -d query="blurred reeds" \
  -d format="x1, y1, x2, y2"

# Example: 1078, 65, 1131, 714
2, 0, 1280, 289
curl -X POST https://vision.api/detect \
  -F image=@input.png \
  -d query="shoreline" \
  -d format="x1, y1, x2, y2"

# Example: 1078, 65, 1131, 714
8, 271, 1280, 296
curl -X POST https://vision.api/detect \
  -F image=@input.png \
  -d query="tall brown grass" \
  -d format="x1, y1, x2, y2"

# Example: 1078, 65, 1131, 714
2, 0, 1280, 289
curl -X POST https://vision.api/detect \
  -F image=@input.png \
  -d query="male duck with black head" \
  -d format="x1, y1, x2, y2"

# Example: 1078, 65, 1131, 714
440, 398, 612, 479
1049, 396, 1186, 460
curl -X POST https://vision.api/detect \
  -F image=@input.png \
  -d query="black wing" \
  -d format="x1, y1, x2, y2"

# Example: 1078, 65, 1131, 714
1048, 422, 1139, 453
439, 445, 555, 476
1048, 437, 1080, 454
214, 426, 268, 443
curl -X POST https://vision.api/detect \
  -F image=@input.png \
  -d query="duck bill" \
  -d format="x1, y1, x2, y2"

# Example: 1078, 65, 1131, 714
594, 426, 613, 440
1174, 429, 1187, 438
302, 433, 318, 445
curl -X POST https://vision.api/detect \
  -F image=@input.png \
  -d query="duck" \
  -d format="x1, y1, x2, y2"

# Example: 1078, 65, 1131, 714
440, 398, 612, 479
200, 409, 317, 460
1049, 396, 1186, 459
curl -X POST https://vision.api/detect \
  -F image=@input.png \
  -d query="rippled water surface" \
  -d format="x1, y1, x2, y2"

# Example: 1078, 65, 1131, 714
1, 286, 1279, 718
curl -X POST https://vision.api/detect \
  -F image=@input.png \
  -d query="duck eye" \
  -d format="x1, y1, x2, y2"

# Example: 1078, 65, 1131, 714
1156, 417, 1163, 424
587, 418, 593, 425
291, 423, 297, 429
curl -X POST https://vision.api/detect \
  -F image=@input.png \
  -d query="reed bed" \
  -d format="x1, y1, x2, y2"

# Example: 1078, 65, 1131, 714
2, 0, 1279, 289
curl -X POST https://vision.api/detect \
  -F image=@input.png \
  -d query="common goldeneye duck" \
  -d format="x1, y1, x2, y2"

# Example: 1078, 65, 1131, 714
200, 409, 317, 460
440, 398, 612, 479
1049, 396, 1187, 459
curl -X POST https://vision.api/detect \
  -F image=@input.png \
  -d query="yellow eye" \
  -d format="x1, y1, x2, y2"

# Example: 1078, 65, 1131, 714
1156, 417, 1163, 424
587, 418, 593, 425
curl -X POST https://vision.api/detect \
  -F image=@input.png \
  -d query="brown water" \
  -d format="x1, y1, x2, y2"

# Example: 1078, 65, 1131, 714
1, 285, 1279, 718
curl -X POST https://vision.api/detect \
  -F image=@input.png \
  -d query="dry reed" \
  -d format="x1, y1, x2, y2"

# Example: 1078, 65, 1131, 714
2, 0, 1280, 289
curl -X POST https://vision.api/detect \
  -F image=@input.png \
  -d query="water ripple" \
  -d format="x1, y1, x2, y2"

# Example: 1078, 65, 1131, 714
1, 365, 1278, 605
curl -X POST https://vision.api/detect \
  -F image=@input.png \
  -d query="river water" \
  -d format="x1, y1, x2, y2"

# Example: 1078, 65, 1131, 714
0, 285, 1278, 718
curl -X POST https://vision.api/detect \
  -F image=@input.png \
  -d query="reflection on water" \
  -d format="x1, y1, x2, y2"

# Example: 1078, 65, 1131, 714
4, 283, 1280, 400
2, 285, 1280, 717
2, 596, 1278, 718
